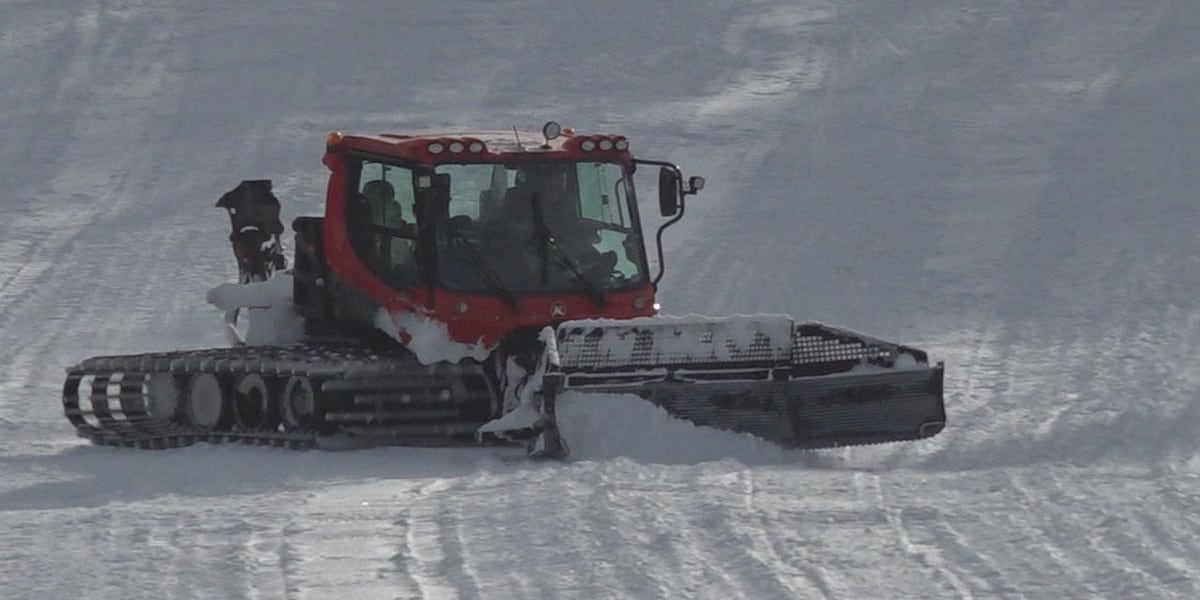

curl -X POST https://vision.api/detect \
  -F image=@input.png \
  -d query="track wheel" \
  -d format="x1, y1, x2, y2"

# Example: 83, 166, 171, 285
233, 374, 278, 432
281, 376, 317, 430
185, 373, 227, 430
145, 373, 183, 424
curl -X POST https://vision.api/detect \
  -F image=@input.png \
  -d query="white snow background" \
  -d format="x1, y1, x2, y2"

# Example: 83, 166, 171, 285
1, 1, 1198, 599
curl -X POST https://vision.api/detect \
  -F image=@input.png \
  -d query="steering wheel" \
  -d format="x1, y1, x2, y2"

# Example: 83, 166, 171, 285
576, 250, 618, 282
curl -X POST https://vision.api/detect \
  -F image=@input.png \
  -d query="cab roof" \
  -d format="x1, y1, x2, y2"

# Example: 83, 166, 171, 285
326, 126, 631, 163
359, 130, 563, 153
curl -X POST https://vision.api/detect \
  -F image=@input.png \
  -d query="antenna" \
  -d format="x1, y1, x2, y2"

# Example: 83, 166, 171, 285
512, 125, 525, 150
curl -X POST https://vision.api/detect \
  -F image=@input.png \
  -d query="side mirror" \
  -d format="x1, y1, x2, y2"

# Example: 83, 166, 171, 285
658, 167, 680, 217
687, 176, 705, 194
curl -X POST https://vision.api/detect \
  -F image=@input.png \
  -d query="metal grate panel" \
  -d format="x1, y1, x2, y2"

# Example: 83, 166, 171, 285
792, 323, 897, 365
556, 316, 794, 371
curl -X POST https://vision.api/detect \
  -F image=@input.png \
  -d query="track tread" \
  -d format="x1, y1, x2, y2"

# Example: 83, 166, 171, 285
63, 340, 490, 450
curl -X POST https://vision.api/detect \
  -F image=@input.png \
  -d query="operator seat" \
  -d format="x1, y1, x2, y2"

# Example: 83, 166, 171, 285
349, 179, 416, 285
361, 179, 396, 222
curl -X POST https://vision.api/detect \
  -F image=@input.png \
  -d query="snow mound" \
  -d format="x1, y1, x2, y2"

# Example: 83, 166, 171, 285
375, 308, 492, 365
556, 391, 833, 466
205, 273, 305, 345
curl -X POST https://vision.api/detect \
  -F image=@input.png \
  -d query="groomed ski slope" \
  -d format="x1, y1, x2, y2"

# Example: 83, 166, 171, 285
1, 1, 1198, 598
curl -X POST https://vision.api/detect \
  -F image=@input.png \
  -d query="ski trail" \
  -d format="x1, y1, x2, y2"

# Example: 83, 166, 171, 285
578, 466, 679, 598
429, 483, 485, 600
187, 507, 270, 600
237, 519, 290, 600
263, 473, 488, 600
1131, 511, 1200, 597
737, 469, 838, 599
395, 477, 480, 600
692, 468, 826, 600
1009, 469, 1183, 598
675, 480, 778, 600
918, 509, 1025, 598
858, 472, 974, 598
386, 511, 424, 598
1097, 514, 1197, 597
656, 3, 836, 316
1000, 471, 1086, 587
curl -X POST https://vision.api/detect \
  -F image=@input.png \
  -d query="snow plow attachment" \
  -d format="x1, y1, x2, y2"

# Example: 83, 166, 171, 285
545, 316, 945, 449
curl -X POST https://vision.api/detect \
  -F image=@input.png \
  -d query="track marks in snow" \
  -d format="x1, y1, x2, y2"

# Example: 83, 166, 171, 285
237, 525, 291, 600
275, 480, 462, 600
865, 467, 1200, 600
366, 460, 898, 600
609, 469, 764, 599
558, 462, 831, 600
395, 477, 484, 600
736, 469, 838, 599
859, 473, 975, 598
691, 469, 828, 599
1097, 515, 1197, 596
906, 509, 1022, 598
0, 500, 292, 600
572, 470, 679, 598
1017, 474, 1186, 598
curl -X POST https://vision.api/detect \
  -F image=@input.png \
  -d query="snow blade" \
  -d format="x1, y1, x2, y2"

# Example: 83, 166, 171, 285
548, 316, 945, 450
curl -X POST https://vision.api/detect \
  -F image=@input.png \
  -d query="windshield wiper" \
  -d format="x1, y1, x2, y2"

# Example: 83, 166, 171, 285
446, 225, 520, 312
529, 193, 607, 308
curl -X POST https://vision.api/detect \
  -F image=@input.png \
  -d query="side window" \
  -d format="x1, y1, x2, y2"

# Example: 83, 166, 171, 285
434, 164, 501, 220
358, 162, 416, 223
576, 162, 641, 280
347, 161, 417, 287
576, 162, 629, 228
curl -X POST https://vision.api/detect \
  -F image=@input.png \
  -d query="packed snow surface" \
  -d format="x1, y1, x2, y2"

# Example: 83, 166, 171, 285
2, 1, 1199, 599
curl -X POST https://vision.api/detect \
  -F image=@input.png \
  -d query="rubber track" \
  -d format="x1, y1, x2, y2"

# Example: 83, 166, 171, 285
62, 341, 488, 450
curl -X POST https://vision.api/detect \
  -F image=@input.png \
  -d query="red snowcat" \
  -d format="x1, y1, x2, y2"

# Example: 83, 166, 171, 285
62, 122, 945, 458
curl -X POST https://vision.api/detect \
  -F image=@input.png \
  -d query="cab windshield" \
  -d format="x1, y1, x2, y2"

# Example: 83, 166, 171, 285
435, 161, 648, 296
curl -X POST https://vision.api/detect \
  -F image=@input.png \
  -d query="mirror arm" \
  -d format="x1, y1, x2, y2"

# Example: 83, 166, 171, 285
652, 197, 686, 286
633, 158, 695, 286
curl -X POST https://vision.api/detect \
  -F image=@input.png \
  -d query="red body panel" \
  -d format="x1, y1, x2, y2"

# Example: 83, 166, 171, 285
408, 286, 657, 348
319, 130, 657, 349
